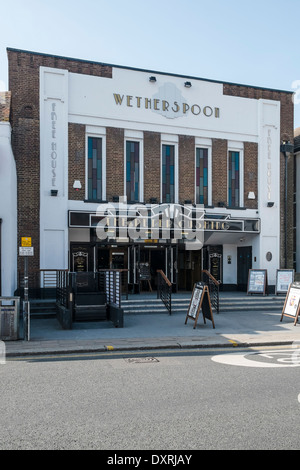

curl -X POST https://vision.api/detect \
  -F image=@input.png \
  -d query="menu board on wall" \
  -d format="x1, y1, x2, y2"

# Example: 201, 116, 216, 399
247, 269, 268, 295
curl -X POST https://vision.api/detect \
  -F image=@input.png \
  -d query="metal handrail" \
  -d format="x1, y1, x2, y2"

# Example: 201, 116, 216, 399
202, 269, 220, 314
157, 270, 172, 315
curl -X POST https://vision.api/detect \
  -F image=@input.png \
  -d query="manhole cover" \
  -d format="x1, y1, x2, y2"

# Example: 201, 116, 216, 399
124, 357, 159, 364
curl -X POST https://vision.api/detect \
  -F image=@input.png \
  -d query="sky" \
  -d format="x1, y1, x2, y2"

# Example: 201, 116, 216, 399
1, 0, 300, 130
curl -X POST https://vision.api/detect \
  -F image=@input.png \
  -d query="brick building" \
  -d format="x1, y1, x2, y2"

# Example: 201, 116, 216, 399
2, 47, 295, 295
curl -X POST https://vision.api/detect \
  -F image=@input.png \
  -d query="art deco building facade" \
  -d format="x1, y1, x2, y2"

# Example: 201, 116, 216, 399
0, 48, 295, 295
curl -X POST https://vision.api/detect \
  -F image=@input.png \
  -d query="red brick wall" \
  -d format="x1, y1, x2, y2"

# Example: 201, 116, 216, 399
179, 135, 195, 203
244, 142, 258, 210
144, 131, 161, 203
212, 138, 228, 206
106, 127, 124, 200
0, 92, 11, 121
7, 49, 112, 271
68, 123, 85, 200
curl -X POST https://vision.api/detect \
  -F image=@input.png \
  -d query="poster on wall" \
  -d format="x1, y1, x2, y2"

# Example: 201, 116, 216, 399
280, 282, 300, 326
247, 269, 268, 295
275, 269, 294, 295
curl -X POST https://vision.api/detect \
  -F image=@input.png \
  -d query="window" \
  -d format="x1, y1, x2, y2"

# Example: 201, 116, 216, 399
126, 141, 140, 202
228, 150, 240, 207
162, 144, 175, 203
196, 148, 208, 205
87, 136, 103, 201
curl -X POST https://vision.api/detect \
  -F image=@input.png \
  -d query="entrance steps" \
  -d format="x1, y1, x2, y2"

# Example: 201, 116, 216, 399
28, 299, 57, 318
123, 295, 190, 315
123, 292, 285, 315
218, 293, 284, 313
27, 291, 286, 317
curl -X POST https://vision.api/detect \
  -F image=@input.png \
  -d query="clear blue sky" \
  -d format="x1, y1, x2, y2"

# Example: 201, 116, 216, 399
1, 0, 299, 130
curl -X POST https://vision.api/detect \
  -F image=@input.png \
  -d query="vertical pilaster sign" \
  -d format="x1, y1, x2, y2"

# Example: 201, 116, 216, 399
40, 68, 68, 197
258, 100, 281, 286
39, 67, 69, 271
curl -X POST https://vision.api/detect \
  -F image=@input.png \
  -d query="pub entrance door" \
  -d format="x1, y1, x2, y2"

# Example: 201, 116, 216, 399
237, 246, 252, 291
203, 245, 223, 284
140, 246, 165, 291
129, 244, 177, 292
178, 248, 202, 291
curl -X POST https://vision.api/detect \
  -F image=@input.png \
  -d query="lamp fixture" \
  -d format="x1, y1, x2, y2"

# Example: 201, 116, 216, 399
184, 81, 192, 88
267, 202, 274, 207
50, 189, 58, 196
149, 76, 156, 82
280, 141, 294, 156
73, 180, 82, 191
248, 192, 255, 200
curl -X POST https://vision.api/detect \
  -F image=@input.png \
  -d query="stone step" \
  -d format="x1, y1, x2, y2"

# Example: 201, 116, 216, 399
27, 299, 57, 318
26, 293, 286, 317
122, 294, 285, 314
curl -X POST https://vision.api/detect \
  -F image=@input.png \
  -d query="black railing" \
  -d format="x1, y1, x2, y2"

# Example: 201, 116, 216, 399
18, 269, 68, 299
56, 270, 69, 307
202, 270, 220, 314
68, 270, 128, 308
157, 270, 172, 315
18, 269, 128, 304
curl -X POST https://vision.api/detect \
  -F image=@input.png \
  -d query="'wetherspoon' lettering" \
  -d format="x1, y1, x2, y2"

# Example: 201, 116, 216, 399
113, 93, 220, 119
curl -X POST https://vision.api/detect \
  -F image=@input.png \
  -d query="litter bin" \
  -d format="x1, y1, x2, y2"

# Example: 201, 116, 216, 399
0, 297, 20, 341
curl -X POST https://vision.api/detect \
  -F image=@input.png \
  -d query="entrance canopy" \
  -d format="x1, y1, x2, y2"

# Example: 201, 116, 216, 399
68, 204, 260, 246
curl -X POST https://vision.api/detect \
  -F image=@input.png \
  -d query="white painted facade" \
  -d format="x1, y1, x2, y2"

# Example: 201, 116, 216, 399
0, 121, 17, 296
38, 65, 282, 288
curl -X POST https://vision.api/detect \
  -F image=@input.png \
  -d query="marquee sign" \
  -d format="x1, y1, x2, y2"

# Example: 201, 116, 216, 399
69, 206, 260, 243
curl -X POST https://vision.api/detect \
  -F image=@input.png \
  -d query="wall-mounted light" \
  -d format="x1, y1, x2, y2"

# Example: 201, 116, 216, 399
149, 76, 156, 82
50, 189, 58, 196
184, 81, 192, 88
73, 180, 82, 191
267, 202, 274, 207
248, 192, 255, 200
149, 197, 158, 204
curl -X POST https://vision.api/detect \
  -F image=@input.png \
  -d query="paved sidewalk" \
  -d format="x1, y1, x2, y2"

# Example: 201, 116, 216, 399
4, 297, 300, 357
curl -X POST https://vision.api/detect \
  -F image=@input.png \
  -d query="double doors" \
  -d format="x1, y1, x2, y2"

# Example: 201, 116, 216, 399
129, 244, 177, 291
70, 243, 177, 291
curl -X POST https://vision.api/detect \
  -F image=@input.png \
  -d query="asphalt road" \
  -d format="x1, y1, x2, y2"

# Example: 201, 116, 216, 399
1, 346, 300, 451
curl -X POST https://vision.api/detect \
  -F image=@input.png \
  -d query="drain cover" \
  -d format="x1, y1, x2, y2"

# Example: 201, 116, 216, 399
125, 357, 159, 364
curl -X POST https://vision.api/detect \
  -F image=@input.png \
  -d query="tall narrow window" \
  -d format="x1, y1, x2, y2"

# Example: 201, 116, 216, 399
196, 148, 208, 205
126, 141, 140, 202
228, 151, 240, 207
88, 137, 102, 201
162, 144, 175, 203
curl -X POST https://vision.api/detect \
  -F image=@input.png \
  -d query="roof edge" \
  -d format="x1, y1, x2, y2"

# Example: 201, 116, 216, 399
6, 47, 294, 95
